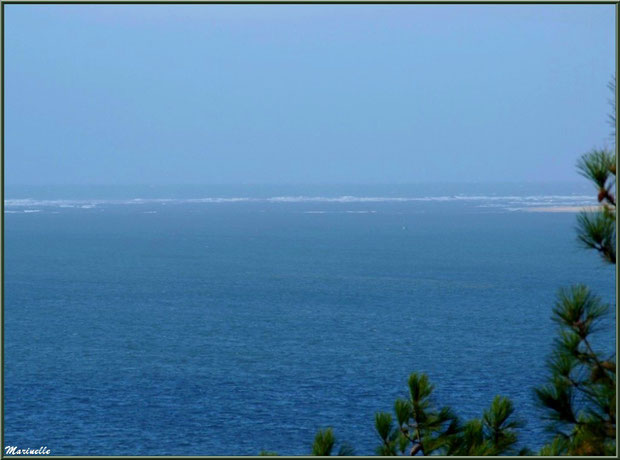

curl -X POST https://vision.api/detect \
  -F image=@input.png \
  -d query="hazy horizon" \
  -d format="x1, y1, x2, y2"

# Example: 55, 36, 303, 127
4, 180, 597, 203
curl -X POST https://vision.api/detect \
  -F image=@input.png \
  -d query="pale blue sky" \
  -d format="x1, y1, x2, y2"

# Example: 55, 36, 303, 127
4, 4, 616, 185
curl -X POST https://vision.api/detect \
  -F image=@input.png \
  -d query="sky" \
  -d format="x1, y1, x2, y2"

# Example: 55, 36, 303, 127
3, 4, 616, 186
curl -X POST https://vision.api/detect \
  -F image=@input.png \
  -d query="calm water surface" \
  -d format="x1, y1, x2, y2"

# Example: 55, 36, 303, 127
4, 185, 616, 455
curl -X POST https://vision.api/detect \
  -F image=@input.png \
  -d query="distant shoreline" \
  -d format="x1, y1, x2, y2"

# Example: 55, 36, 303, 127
519, 206, 603, 213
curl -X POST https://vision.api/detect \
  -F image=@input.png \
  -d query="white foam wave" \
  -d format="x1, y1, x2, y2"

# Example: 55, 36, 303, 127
3, 194, 597, 208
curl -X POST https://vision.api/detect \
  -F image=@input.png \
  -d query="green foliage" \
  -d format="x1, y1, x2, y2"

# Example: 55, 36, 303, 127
309, 427, 355, 456
575, 148, 616, 264
552, 285, 609, 338
445, 396, 521, 456
576, 209, 616, 263
538, 436, 569, 456
535, 285, 615, 455
312, 428, 336, 456
576, 148, 615, 202
258, 451, 280, 456
375, 373, 520, 456
446, 419, 496, 456
482, 396, 520, 452
336, 442, 355, 456
259, 427, 354, 456
537, 123, 617, 455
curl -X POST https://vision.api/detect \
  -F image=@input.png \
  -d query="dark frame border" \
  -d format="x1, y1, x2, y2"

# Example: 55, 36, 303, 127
0, 1, 617, 458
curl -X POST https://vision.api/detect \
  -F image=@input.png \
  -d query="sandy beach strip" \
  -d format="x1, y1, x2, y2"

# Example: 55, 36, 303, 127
519, 206, 604, 213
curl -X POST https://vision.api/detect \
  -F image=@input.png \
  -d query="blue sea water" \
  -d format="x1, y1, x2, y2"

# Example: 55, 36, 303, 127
3, 184, 616, 455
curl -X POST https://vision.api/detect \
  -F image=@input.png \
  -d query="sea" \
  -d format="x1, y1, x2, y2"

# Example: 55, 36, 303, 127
3, 183, 616, 455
